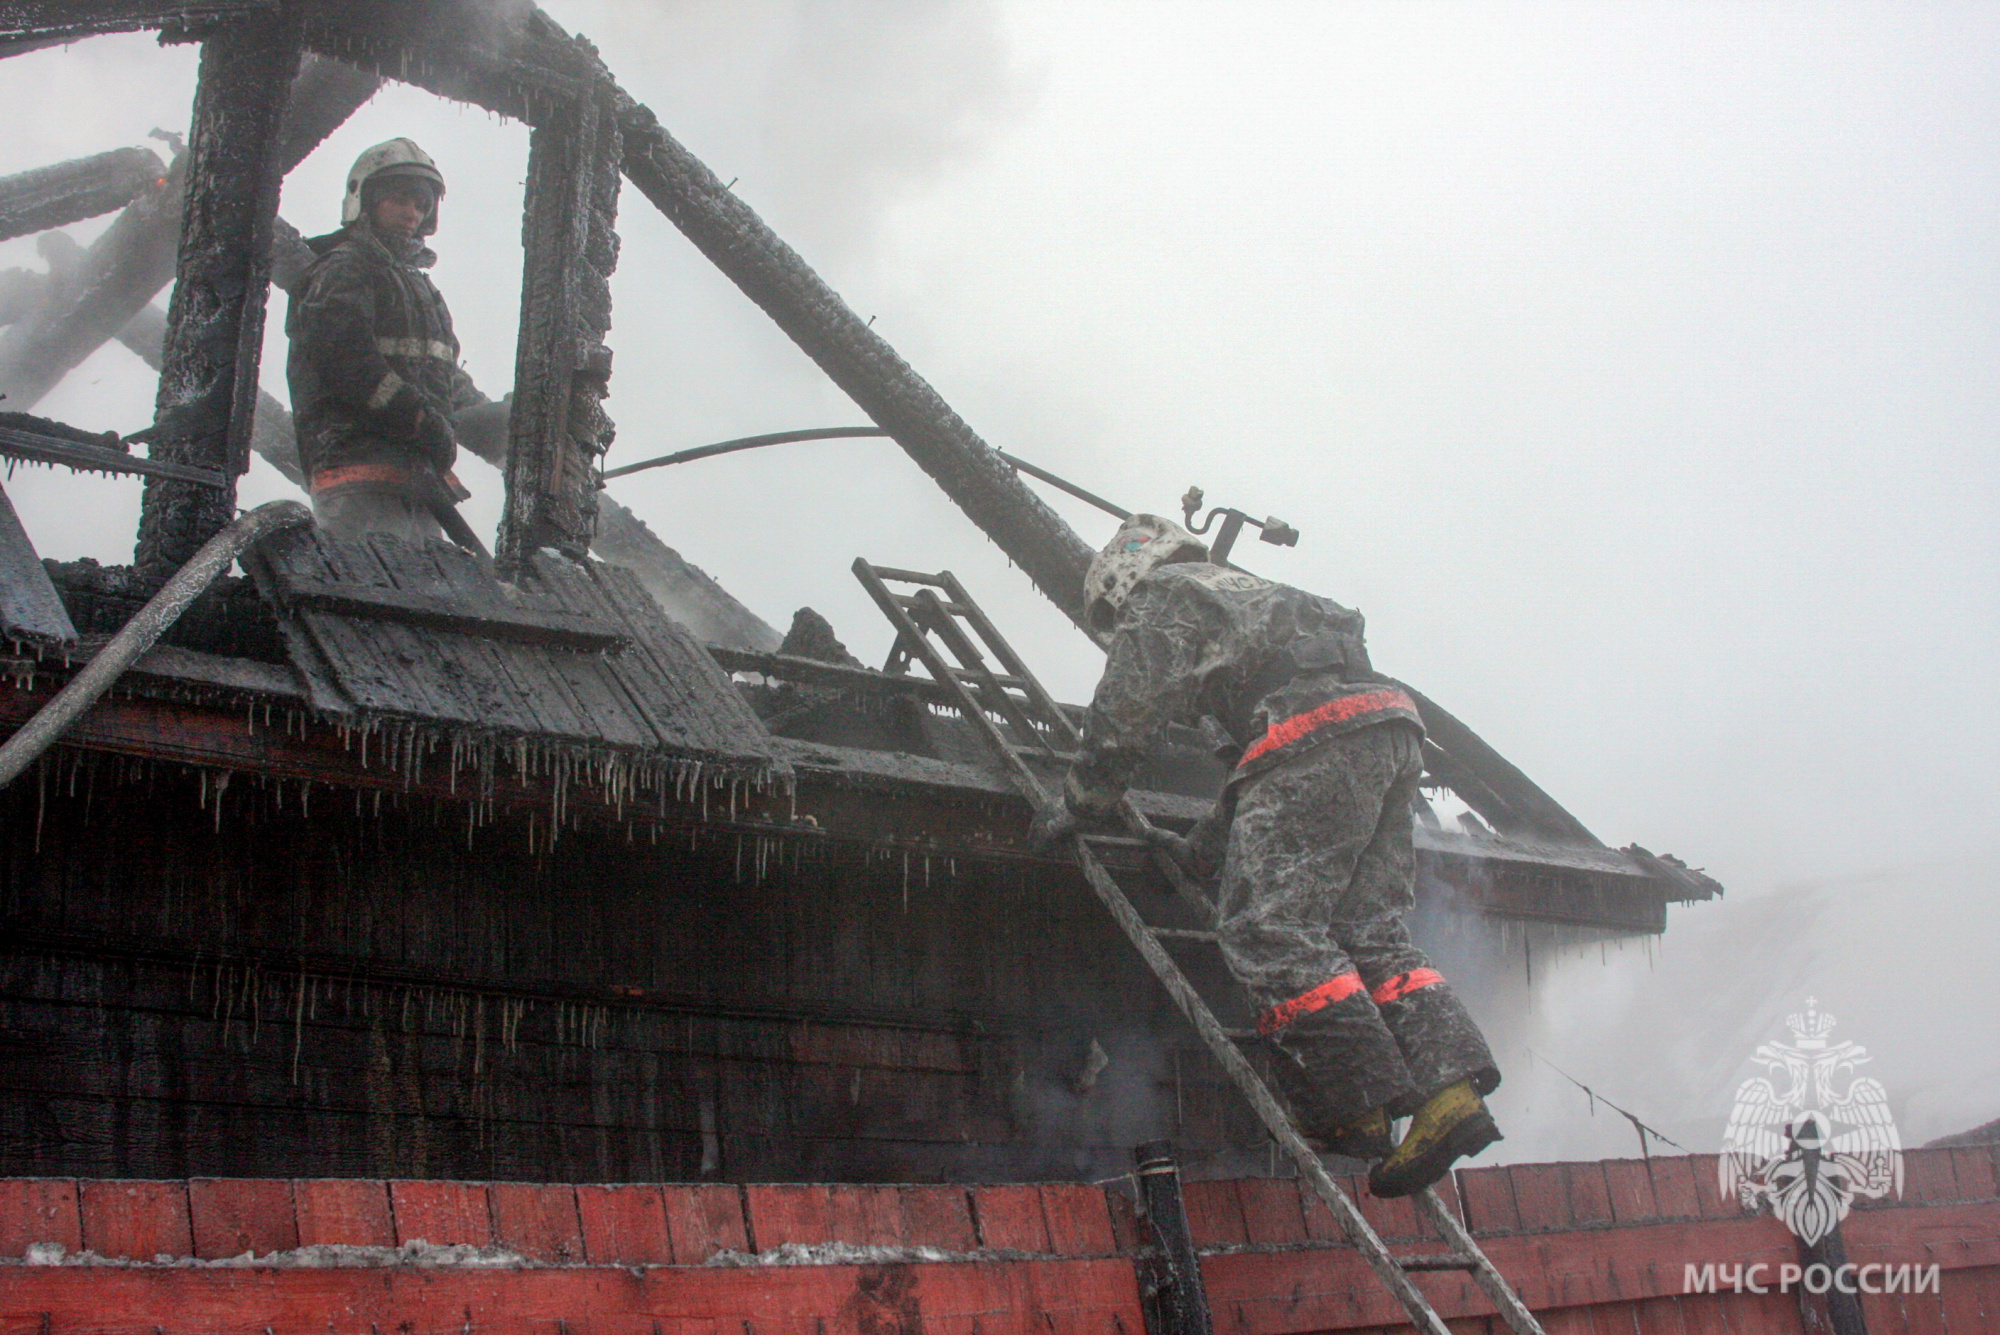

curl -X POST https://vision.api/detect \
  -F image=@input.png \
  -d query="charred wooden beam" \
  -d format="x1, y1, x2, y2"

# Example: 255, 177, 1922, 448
610, 99, 1099, 630
133, 14, 302, 577
0, 0, 272, 46
0, 147, 165, 244
497, 87, 621, 568
0, 416, 226, 486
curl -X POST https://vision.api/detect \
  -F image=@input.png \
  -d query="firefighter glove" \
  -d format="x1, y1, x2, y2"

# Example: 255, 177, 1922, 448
412, 406, 458, 472
1029, 800, 1082, 854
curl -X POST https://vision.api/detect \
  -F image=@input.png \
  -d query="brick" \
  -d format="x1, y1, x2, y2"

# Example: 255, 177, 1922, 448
1040, 1183, 1115, 1256
1647, 1157, 1702, 1220
1180, 1179, 1248, 1247
744, 1184, 833, 1249
973, 1184, 1050, 1252
1949, 1146, 1997, 1201
294, 1179, 394, 1247
662, 1184, 748, 1263
188, 1179, 299, 1259
1903, 1148, 1959, 1203
826, 1184, 904, 1247
390, 1180, 492, 1247
0, 1180, 79, 1257
1355, 1182, 1421, 1242
1685, 1154, 1737, 1219
1508, 1164, 1573, 1232
488, 1182, 583, 1263
1299, 1174, 1364, 1243
1103, 1183, 1145, 1254
1601, 1159, 1658, 1225
576, 1184, 672, 1265
1630, 1294, 1691, 1335
79, 1180, 192, 1261
1456, 1166, 1520, 1234
1564, 1161, 1614, 1226
899, 1185, 975, 1252
1233, 1178, 1308, 1245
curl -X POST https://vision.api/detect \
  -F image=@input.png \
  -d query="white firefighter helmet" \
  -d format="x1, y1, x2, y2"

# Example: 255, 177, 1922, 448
341, 138, 446, 234
1083, 514, 1209, 632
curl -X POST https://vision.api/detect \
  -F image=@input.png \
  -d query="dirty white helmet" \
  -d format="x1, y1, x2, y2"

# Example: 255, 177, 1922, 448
341, 138, 446, 235
1083, 514, 1209, 633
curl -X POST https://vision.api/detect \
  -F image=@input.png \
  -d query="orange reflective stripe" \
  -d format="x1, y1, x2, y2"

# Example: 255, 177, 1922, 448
1257, 971, 1365, 1036
1236, 688, 1419, 768
1370, 968, 1444, 1006
311, 463, 416, 494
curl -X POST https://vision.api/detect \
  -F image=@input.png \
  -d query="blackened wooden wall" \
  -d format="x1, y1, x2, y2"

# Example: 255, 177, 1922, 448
0, 755, 1271, 1184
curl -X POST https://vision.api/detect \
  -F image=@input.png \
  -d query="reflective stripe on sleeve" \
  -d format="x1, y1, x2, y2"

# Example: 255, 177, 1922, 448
1257, 971, 1365, 1036
366, 371, 405, 410
310, 463, 417, 494
374, 336, 457, 361
1370, 968, 1444, 1006
1236, 688, 1420, 768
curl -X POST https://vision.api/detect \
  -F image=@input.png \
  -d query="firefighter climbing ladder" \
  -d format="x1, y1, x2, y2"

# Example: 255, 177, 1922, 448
854, 559, 1546, 1335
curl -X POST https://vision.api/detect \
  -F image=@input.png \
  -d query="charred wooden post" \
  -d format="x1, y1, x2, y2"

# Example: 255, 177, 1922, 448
497, 86, 621, 569
133, 15, 302, 577
1131, 1141, 1214, 1335
0, 147, 164, 243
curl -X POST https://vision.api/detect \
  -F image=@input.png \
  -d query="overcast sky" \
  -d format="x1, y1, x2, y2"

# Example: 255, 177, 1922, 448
3, 2, 1995, 1159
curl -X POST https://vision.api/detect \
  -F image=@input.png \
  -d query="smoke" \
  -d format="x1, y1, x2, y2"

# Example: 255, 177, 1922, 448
1485, 848, 2000, 1163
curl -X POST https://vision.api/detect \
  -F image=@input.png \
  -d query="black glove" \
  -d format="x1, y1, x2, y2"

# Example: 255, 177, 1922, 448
411, 406, 458, 472
1029, 800, 1082, 853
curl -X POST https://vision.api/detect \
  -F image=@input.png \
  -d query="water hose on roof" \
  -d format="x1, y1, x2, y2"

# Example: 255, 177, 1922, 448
0, 499, 312, 789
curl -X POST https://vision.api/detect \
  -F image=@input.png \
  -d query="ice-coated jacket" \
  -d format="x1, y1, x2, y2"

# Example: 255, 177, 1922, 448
1066, 562, 1423, 812
285, 225, 485, 487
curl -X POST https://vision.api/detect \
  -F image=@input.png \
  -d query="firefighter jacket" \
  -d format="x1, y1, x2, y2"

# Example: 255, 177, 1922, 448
285, 225, 486, 494
1066, 563, 1424, 814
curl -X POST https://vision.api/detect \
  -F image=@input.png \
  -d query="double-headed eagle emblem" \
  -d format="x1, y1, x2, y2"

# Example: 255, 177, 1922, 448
1719, 998, 1901, 1245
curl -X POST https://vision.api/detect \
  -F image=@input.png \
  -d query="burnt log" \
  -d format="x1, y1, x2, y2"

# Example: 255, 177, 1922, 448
133, 13, 302, 575
0, 1, 272, 47
498, 82, 621, 568
0, 147, 165, 243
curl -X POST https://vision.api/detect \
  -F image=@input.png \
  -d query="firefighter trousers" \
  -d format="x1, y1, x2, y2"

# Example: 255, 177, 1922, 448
1215, 722, 1499, 1133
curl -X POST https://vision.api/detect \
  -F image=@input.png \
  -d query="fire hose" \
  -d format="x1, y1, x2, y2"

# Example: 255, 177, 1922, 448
0, 500, 312, 790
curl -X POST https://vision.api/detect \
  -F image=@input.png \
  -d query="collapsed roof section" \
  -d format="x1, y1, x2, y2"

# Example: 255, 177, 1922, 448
0, 0, 1721, 930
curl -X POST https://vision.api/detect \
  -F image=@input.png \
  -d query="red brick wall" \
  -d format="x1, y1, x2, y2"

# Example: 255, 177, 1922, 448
0, 1149, 1993, 1333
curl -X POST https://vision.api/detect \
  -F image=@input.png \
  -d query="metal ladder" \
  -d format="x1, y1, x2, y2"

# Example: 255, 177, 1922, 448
853, 559, 1545, 1335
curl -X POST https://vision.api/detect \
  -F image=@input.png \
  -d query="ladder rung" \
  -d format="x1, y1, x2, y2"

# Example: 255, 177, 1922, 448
1148, 928, 1220, 942
1010, 744, 1078, 762
891, 592, 970, 616
948, 668, 1027, 688
1223, 1028, 1262, 1042
867, 565, 949, 587
1397, 1254, 1481, 1271
1079, 833, 1151, 849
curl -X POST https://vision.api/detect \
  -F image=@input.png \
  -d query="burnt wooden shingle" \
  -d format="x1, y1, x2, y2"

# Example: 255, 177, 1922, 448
245, 526, 777, 767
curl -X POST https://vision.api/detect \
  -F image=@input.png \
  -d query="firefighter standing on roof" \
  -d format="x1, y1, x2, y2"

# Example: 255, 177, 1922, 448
286, 138, 490, 542
1034, 515, 1503, 1196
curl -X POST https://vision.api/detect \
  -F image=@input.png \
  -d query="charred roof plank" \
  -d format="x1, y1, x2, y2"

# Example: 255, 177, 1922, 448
0, 476, 75, 649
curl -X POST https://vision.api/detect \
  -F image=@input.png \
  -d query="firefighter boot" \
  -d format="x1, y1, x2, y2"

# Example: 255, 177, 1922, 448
1311, 1105, 1393, 1161
1367, 1080, 1501, 1198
